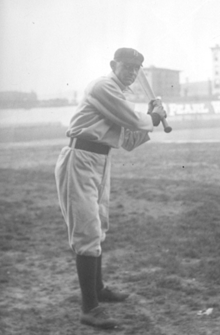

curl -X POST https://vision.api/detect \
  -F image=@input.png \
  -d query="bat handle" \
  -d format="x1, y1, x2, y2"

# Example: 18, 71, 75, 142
161, 118, 172, 133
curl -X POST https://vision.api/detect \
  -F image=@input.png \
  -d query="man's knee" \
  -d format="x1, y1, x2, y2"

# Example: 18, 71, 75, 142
72, 237, 102, 257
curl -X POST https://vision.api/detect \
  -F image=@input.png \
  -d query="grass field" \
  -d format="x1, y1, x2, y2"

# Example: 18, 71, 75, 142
1, 129, 220, 334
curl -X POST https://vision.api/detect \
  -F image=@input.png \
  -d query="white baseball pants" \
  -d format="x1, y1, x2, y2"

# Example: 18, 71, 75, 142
55, 143, 111, 257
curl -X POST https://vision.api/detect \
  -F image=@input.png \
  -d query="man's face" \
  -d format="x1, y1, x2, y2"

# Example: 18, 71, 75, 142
112, 61, 140, 86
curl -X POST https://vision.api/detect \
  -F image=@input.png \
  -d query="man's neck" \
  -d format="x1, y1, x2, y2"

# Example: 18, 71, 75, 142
109, 72, 132, 92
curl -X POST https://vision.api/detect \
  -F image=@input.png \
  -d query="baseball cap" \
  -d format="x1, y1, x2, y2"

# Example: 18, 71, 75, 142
114, 48, 144, 66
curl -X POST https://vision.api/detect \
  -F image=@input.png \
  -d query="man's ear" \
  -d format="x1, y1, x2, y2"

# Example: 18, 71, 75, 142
110, 60, 116, 71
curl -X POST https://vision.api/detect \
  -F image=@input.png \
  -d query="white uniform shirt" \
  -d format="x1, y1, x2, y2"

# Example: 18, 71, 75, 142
66, 72, 153, 151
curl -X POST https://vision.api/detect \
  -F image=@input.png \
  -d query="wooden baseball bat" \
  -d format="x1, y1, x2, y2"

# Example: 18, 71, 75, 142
137, 68, 172, 133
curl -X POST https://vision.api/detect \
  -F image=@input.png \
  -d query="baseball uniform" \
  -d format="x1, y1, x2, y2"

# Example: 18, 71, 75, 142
55, 71, 153, 257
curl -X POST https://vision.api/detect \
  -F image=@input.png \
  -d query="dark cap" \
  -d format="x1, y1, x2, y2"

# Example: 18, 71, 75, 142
114, 48, 144, 66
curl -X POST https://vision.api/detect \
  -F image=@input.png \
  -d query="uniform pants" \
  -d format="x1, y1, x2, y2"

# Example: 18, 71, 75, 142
55, 142, 111, 257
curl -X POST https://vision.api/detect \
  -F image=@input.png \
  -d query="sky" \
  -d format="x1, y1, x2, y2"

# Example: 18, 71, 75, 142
0, 0, 220, 98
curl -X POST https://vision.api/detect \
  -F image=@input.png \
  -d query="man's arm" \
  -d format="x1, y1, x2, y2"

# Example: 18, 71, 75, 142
121, 128, 151, 151
88, 79, 154, 132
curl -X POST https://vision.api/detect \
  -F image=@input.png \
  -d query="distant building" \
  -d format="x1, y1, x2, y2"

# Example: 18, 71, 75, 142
180, 80, 212, 99
143, 66, 180, 99
211, 44, 220, 97
179, 44, 220, 100
0, 91, 38, 109
129, 66, 180, 102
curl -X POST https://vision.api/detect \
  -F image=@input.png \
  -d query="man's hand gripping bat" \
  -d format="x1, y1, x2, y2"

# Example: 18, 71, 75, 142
137, 68, 172, 133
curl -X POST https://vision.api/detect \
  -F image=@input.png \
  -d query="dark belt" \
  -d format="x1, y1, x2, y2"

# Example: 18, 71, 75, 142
70, 138, 110, 155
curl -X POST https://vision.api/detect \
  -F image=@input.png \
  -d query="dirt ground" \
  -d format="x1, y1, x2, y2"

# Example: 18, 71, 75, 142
1, 128, 220, 334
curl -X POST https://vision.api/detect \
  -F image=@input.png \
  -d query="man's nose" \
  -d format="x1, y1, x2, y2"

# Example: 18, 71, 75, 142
128, 68, 137, 75
132, 68, 139, 76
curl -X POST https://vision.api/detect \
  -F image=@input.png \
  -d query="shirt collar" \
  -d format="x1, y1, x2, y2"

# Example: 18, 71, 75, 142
108, 72, 133, 93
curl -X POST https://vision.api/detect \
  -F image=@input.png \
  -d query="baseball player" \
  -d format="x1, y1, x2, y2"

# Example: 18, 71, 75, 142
55, 48, 167, 329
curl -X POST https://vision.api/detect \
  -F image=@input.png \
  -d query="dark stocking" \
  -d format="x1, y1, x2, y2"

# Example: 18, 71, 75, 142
76, 254, 99, 313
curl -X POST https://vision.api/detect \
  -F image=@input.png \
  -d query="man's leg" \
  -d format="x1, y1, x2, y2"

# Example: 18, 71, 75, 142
76, 253, 119, 329
76, 254, 98, 313
96, 254, 104, 293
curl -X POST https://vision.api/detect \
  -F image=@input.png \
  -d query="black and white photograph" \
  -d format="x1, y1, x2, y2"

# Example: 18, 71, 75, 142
1, 0, 220, 334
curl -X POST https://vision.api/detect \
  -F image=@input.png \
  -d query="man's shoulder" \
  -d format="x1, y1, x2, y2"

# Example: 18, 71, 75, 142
91, 74, 122, 94
92, 75, 116, 87
84, 76, 108, 92
84, 73, 125, 99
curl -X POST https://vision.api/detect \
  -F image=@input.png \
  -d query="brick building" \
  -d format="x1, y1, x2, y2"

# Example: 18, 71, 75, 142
129, 66, 180, 102
180, 80, 212, 99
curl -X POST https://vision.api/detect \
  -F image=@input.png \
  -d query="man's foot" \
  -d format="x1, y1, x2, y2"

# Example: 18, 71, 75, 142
98, 286, 129, 302
80, 306, 119, 329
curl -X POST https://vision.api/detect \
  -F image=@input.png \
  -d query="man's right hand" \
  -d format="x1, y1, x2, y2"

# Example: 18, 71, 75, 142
150, 105, 167, 126
148, 99, 167, 126
153, 105, 167, 120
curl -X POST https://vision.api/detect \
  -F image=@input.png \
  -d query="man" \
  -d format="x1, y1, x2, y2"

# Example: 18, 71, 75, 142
55, 48, 167, 329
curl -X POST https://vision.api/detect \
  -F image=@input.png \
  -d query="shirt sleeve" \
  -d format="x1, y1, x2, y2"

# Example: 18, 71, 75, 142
87, 79, 153, 132
121, 128, 151, 151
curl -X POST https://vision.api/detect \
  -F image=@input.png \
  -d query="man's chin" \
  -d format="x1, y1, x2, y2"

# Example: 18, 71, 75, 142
124, 78, 135, 86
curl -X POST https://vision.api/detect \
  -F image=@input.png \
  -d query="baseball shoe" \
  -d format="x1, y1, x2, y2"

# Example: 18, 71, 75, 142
80, 306, 119, 329
98, 286, 129, 302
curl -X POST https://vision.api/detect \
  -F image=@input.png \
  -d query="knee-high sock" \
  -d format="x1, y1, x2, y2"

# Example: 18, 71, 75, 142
76, 254, 99, 313
96, 254, 104, 293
